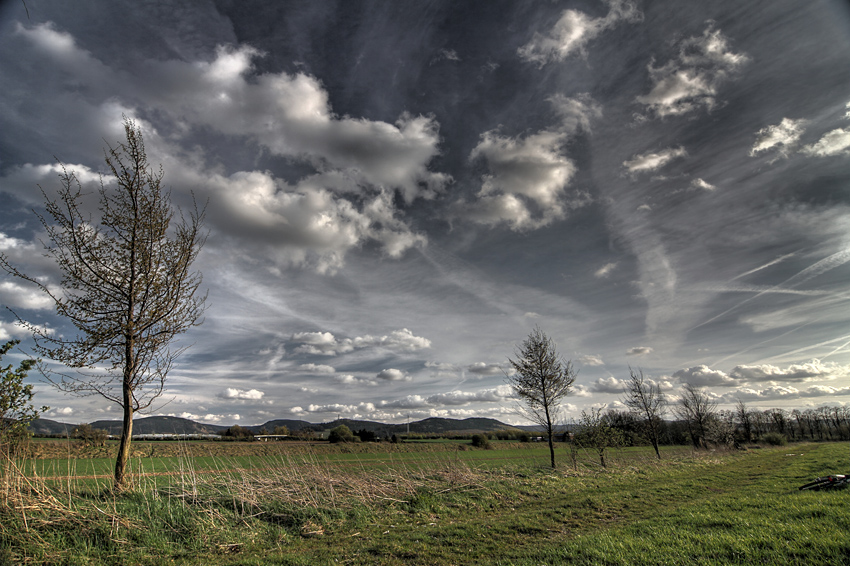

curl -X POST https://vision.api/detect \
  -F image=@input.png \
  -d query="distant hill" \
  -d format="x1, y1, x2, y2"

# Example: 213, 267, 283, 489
29, 415, 517, 436
87, 416, 226, 435
406, 417, 509, 434
250, 419, 314, 433
28, 418, 76, 436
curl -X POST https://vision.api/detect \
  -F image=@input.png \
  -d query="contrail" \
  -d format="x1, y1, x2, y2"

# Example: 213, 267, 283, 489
695, 285, 829, 296
692, 248, 850, 331
710, 319, 818, 368
783, 248, 850, 288
751, 333, 850, 364
823, 337, 850, 360
730, 252, 795, 281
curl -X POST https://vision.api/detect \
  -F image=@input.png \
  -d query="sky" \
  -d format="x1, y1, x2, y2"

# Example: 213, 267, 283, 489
1, 0, 849, 427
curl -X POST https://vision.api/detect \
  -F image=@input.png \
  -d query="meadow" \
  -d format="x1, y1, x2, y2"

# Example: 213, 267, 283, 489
1, 439, 848, 565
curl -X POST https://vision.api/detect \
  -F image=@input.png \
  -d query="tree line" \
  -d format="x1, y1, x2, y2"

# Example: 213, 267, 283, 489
507, 327, 848, 469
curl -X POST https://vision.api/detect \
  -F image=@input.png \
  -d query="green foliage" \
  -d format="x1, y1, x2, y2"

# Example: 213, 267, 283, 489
575, 407, 623, 468
272, 425, 289, 436
493, 428, 531, 441
760, 431, 787, 446
71, 423, 108, 447
470, 433, 491, 448
355, 428, 378, 442
220, 424, 254, 440
328, 424, 355, 443
0, 340, 46, 451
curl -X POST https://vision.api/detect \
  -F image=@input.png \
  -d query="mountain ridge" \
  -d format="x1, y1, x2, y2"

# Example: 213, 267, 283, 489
28, 415, 519, 436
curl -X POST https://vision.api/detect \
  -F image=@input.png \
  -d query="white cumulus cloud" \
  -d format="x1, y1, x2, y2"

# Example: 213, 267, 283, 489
461, 129, 586, 230
292, 328, 431, 356
623, 146, 687, 175
219, 388, 265, 400
800, 127, 850, 157
750, 118, 807, 159
376, 368, 411, 382
673, 365, 735, 387
594, 263, 618, 278
636, 24, 748, 118
518, 0, 642, 66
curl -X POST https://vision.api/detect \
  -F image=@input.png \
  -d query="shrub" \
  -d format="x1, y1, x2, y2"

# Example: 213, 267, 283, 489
760, 432, 787, 446
72, 423, 108, 447
471, 434, 491, 449
355, 428, 377, 442
328, 424, 355, 443
220, 425, 255, 440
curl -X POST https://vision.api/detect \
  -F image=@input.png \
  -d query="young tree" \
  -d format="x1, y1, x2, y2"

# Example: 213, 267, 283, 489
507, 327, 577, 468
674, 384, 717, 448
0, 340, 47, 452
621, 367, 667, 459
0, 119, 206, 488
574, 408, 623, 468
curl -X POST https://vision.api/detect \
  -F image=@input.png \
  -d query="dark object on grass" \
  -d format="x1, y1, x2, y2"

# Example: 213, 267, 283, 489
799, 474, 849, 491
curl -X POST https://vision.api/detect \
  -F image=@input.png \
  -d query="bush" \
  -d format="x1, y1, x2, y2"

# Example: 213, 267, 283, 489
471, 434, 491, 449
328, 424, 355, 443
220, 425, 255, 440
355, 428, 377, 442
760, 432, 787, 446
72, 423, 109, 447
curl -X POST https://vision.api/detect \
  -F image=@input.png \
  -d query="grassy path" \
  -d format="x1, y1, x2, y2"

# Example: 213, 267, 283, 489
251, 443, 849, 565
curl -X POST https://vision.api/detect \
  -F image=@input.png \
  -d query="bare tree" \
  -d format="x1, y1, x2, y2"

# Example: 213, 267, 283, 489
674, 384, 717, 448
735, 400, 753, 443
507, 327, 576, 468
621, 367, 666, 460
0, 119, 206, 488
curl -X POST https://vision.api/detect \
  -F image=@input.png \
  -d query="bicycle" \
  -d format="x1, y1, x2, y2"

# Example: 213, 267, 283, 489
798, 474, 850, 491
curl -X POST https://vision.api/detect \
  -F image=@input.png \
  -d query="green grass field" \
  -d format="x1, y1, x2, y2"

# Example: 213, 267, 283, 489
2, 441, 848, 565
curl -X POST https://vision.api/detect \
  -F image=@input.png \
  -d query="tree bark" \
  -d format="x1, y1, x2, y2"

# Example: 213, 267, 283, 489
547, 427, 556, 468
114, 381, 134, 489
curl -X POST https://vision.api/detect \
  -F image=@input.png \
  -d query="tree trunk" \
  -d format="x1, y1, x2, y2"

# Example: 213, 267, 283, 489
547, 431, 556, 468
651, 437, 661, 460
114, 384, 134, 489
544, 407, 556, 468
